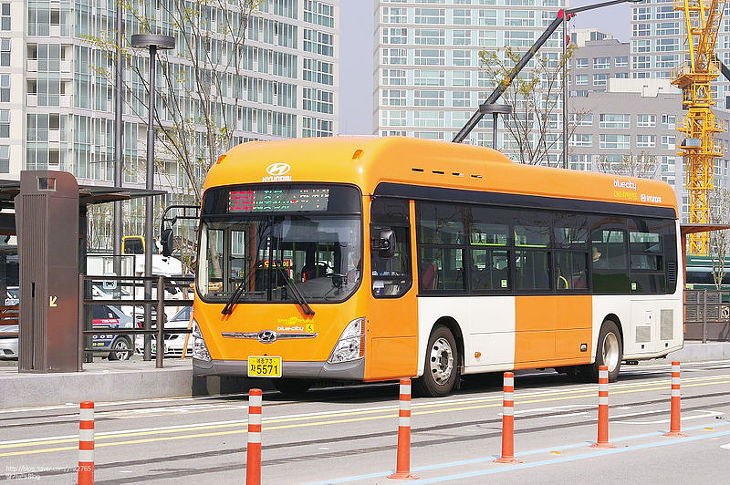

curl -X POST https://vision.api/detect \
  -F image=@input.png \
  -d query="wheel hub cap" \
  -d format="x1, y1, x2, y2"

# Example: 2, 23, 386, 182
429, 337, 454, 385
602, 333, 619, 372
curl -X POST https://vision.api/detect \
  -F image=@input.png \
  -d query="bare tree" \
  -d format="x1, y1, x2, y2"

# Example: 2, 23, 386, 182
710, 186, 730, 289
84, 0, 261, 263
595, 152, 660, 179
86, 0, 262, 203
478, 46, 586, 166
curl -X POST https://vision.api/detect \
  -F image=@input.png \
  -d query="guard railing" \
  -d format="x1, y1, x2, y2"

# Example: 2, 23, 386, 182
684, 289, 730, 342
79, 274, 194, 368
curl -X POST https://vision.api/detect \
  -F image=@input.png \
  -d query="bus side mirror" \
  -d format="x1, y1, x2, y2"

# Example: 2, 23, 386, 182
372, 229, 396, 258
161, 228, 174, 257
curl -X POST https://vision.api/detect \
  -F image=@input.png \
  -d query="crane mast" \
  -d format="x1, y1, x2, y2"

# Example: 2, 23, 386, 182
673, 0, 726, 255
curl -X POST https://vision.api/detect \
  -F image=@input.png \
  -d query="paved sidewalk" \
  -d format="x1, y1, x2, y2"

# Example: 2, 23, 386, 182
0, 357, 192, 410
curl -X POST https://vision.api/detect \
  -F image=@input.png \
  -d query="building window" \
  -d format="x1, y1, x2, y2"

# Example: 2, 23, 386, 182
415, 8, 445, 24
637, 135, 656, 148
0, 74, 8, 102
636, 114, 656, 127
615, 56, 628, 67
452, 50, 471, 66
656, 22, 680, 36
0, 109, 7, 137
452, 29, 472, 46
633, 23, 650, 37
452, 70, 470, 87
414, 28, 444, 45
382, 89, 406, 107
0, 38, 7, 66
382, 48, 406, 65
615, 73, 629, 79
662, 114, 676, 130
0, 4, 8, 31
593, 57, 610, 69
382, 69, 406, 86
570, 113, 593, 126
576, 57, 588, 69
452, 91, 470, 107
574, 74, 588, 85
600, 114, 630, 129
569, 134, 593, 147
382, 7, 406, 24
600, 134, 631, 149
414, 90, 444, 107
633, 55, 651, 70
304, 1, 335, 28
661, 135, 676, 150
632, 6, 651, 21
415, 49, 444, 66
453, 9, 471, 25
478, 9, 497, 26
593, 74, 609, 86
0, 145, 7, 172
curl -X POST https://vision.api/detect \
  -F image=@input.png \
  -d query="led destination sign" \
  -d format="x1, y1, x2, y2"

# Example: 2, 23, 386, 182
228, 188, 330, 212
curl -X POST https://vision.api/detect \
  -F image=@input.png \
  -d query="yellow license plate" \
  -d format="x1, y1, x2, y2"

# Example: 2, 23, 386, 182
248, 356, 282, 378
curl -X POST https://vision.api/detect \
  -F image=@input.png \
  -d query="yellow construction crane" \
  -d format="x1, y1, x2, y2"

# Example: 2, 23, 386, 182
673, 0, 726, 255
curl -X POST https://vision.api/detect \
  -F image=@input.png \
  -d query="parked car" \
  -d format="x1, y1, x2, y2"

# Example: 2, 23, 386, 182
89, 304, 135, 361
135, 306, 192, 357
0, 288, 19, 359
5, 286, 18, 305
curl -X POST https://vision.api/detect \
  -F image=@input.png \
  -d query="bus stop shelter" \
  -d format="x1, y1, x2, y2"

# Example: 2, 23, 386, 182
0, 171, 163, 373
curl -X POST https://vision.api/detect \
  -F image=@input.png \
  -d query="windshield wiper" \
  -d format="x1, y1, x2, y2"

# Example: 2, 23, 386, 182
221, 279, 246, 315
276, 267, 315, 316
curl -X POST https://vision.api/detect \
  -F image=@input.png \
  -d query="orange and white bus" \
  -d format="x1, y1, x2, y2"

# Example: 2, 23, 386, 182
191, 137, 682, 396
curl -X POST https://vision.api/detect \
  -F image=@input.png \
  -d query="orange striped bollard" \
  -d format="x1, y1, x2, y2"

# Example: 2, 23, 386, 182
495, 372, 521, 463
388, 378, 418, 480
246, 388, 263, 485
78, 401, 94, 485
664, 361, 687, 437
591, 365, 615, 448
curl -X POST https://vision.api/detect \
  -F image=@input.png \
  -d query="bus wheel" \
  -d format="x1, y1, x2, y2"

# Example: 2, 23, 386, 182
415, 326, 459, 397
108, 337, 132, 361
583, 320, 622, 382
272, 378, 311, 396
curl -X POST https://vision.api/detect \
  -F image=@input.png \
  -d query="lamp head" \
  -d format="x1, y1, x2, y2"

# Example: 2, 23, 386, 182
130, 34, 175, 50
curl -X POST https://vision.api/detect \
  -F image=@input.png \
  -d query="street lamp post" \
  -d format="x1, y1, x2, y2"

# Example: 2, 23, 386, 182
479, 103, 513, 150
131, 33, 175, 361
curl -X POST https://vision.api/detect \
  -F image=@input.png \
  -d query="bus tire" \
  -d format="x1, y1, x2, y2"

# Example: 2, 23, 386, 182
414, 325, 459, 397
582, 320, 622, 383
272, 378, 311, 396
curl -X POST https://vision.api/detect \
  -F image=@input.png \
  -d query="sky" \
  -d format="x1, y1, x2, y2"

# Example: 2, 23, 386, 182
338, 0, 633, 136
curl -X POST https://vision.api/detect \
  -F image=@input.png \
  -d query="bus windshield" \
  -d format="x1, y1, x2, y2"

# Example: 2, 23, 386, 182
197, 184, 362, 304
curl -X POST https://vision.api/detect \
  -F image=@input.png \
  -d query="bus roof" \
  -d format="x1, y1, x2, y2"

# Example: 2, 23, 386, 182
205, 136, 678, 217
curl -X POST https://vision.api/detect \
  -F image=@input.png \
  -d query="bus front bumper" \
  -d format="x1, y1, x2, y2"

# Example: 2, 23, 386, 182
193, 357, 365, 381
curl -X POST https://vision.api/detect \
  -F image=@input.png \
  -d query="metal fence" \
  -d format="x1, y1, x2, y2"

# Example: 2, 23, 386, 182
684, 289, 730, 342
80, 274, 194, 368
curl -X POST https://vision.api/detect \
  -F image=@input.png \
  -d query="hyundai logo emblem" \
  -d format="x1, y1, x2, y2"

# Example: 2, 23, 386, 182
266, 163, 291, 176
257, 330, 278, 343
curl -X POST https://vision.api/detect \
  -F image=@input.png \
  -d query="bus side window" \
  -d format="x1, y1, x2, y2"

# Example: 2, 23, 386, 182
370, 198, 412, 298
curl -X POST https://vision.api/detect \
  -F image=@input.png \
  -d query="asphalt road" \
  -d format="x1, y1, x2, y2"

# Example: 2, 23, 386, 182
1, 361, 729, 484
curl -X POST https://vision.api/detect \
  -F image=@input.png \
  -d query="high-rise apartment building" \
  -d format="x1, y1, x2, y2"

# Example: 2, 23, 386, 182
373, 0, 566, 162
1, 0, 338, 240
569, 35, 730, 220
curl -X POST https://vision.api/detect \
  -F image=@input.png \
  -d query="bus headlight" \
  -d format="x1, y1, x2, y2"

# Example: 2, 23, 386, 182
191, 319, 211, 362
328, 317, 366, 364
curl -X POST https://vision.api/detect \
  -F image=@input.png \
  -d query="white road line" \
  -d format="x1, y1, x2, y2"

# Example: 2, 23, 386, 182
614, 410, 724, 425
721, 443, 730, 450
